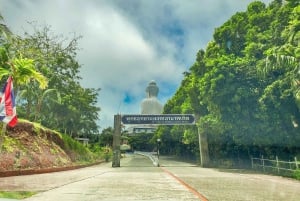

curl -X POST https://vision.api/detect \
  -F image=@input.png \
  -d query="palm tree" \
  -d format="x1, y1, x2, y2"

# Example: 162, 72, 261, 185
0, 57, 48, 89
261, 51, 299, 106
0, 14, 47, 134
34, 88, 61, 122
259, 8, 300, 108
0, 13, 47, 89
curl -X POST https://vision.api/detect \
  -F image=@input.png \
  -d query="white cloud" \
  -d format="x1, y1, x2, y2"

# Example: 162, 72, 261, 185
0, 0, 273, 130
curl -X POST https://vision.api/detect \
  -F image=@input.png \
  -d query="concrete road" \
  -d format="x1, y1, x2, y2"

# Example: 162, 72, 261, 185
1, 153, 300, 201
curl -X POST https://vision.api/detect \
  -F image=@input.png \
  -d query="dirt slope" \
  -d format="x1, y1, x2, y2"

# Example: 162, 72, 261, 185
0, 121, 74, 173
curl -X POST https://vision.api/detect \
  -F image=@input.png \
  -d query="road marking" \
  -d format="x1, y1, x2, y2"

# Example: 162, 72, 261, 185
161, 167, 208, 201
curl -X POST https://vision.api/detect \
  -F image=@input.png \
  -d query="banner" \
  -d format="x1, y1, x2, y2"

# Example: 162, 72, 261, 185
0, 76, 18, 127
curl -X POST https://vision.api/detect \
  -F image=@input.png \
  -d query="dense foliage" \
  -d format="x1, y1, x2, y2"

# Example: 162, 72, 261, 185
155, 0, 300, 167
0, 18, 100, 137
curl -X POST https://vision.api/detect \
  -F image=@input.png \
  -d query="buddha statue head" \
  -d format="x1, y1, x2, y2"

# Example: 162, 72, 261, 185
146, 80, 159, 98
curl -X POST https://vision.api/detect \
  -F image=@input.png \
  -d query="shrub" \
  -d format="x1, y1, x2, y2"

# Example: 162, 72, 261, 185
293, 169, 300, 180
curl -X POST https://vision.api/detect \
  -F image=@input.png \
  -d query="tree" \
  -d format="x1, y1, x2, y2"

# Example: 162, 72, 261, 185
0, 15, 47, 90
10, 24, 101, 134
0, 14, 11, 43
159, 1, 300, 167
99, 127, 113, 147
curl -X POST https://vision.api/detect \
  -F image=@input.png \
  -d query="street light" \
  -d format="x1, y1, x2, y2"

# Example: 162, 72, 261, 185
157, 138, 161, 167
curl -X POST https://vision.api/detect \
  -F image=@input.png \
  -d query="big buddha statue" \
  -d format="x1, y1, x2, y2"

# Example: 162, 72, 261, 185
141, 80, 163, 114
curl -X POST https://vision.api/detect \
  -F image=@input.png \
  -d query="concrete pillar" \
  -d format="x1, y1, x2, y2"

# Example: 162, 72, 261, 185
112, 114, 121, 167
195, 114, 210, 167
198, 128, 210, 167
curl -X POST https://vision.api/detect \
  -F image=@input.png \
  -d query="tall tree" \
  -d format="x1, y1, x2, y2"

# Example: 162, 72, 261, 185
11, 24, 101, 135
159, 1, 300, 167
0, 14, 47, 90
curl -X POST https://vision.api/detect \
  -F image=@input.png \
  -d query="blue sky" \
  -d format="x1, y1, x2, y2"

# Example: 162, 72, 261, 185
0, 0, 273, 130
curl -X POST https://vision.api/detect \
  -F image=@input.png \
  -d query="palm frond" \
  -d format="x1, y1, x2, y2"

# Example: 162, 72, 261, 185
0, 67, 10, 80
11, 57, 48, 89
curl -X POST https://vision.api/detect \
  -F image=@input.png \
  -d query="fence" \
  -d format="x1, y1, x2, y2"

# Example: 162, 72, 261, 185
251, 156, 299, 173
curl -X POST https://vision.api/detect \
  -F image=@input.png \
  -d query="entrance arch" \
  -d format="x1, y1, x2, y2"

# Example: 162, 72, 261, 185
112, 114, 209, 167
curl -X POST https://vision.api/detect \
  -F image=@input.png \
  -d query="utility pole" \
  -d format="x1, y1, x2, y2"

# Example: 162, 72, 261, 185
112, 114, 121, 167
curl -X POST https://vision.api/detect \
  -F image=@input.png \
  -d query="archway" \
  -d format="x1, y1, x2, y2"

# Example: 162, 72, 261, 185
112, 114, 209, 167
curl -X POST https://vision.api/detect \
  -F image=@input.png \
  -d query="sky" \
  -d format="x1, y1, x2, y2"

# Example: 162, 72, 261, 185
0, 0, 273, 131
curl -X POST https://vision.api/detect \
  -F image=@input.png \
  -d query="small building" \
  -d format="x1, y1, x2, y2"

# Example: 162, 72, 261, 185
75, 137, 89, 146
126, 125, 157, 136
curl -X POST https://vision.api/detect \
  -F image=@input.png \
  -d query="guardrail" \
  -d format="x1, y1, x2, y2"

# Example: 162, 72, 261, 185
134, 151, 159, 167
251, 156, 299, 173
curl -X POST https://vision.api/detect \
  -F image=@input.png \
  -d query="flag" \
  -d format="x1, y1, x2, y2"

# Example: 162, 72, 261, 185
0, 76, 17, 127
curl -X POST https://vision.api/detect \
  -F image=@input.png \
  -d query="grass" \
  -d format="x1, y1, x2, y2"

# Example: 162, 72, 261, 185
0, 191, 36, 199
293, 169, 300, 180
217, 168, 259, 174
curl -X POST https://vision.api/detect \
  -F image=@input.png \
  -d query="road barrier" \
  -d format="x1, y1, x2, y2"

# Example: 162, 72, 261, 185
134, 151, 159, 166
251, 156, 299, 173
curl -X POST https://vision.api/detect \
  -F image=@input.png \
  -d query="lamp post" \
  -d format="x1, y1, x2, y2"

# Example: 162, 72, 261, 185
157, 138, 161, 167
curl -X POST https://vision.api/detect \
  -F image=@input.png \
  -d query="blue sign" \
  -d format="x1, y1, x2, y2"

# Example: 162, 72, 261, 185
121, 114, 195, 125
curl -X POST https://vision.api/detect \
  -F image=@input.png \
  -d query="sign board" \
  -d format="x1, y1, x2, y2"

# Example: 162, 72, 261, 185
121, 114, 195, 125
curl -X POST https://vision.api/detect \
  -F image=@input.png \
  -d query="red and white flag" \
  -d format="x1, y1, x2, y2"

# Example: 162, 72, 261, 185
0, 76, 18, 127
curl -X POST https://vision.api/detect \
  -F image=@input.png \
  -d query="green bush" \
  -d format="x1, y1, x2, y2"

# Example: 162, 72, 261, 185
61, 134, 94, 162
89, 145, 112, 162
293, 169, 300, 180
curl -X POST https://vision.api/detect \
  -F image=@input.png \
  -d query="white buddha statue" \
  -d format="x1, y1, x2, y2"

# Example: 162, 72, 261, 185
141, 80, 163, 114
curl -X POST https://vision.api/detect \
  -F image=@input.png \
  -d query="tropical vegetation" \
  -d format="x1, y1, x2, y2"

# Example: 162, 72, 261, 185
0, 16, 100, 138
154, 0, 300, 168
1, 0, 300, 172
0, 13, 105, 168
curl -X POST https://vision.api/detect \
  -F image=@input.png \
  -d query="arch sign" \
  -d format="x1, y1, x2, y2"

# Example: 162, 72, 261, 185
121, 114, 195, 125
112, 114, 195, 167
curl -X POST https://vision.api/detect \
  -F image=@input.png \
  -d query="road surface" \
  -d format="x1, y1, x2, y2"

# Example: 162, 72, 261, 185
0, 153, 300, 201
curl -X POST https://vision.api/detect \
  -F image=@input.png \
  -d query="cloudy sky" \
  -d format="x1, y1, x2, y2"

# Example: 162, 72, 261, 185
0, 0, 272, 130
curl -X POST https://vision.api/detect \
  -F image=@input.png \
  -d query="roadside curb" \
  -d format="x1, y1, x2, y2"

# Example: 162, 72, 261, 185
134, 151, 158, 166
0, 161, 104, 177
